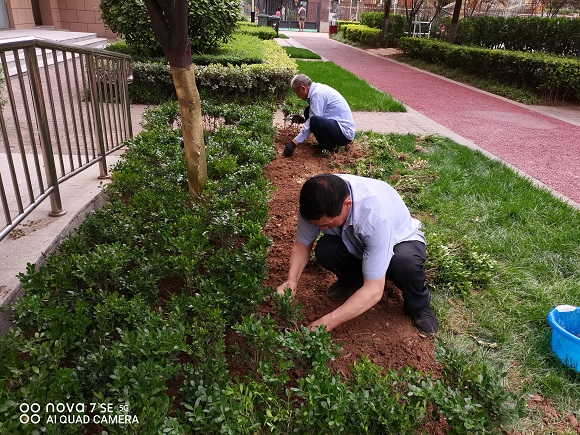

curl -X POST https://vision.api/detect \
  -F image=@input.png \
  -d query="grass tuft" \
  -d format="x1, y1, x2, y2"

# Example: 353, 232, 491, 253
283, 46, 321, 59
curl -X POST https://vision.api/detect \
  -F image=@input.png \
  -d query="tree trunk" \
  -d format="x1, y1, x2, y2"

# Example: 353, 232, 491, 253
171, 66, 207, 197
447, 0, 463, 43
381, 0, 392, 45
144, 0, 207, 197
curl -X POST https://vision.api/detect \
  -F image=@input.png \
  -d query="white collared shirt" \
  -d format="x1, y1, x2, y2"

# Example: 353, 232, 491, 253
293, 82, 356, 144
296, 174, 425, 280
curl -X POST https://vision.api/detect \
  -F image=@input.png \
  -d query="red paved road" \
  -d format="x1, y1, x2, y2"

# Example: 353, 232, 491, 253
290, 33, 580, 206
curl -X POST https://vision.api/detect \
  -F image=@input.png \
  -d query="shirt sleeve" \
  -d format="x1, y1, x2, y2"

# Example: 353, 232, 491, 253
361, 218, 395, 280
296, 214, 321, 247
293, 89, 327, 144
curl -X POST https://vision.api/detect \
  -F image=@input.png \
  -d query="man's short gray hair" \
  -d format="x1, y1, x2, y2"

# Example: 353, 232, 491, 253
291, 74, 312, 90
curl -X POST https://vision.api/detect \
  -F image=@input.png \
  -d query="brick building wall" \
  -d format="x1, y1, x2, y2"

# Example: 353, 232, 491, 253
4, 0, 116, 38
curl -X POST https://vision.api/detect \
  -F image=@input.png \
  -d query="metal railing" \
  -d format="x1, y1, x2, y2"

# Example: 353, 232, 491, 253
0, 37, 133, 241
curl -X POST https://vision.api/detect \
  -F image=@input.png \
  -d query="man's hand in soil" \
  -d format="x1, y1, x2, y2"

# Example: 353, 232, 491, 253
282, 141, 296, 157
306, 278, 385, 332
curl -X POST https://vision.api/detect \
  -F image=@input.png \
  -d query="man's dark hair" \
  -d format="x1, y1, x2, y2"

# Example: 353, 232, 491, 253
299, 174, 349, 220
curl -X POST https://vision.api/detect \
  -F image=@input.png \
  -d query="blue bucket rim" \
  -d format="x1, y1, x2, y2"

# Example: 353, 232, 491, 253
547, 305, 580, 346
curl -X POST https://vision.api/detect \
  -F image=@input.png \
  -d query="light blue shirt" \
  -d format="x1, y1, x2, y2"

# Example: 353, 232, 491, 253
293, 82, 356, 144
296, 174, 425, 280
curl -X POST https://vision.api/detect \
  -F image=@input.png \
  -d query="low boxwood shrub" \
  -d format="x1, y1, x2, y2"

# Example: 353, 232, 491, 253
0, 100, 277, 432
452, 15, 580, 56
337, 19, 357, 33
196, 39, 296, 101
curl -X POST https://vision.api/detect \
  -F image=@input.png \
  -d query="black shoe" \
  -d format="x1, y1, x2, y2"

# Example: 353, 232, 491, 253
327, 281, 360, 301
412, 306, 439, 335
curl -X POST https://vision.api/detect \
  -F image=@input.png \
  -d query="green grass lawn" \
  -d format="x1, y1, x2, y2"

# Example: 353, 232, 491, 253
351, 131, 580, 431
282, 46, 321, 59
283, 60, 405, 114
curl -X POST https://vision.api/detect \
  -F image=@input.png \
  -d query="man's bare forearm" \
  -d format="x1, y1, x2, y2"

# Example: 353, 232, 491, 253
276, 241, 312, 296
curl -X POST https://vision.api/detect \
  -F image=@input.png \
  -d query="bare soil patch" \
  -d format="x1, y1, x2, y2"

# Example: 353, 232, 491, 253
263, 124, 441, 376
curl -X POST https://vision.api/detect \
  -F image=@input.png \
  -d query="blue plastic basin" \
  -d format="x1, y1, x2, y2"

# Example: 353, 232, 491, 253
547, 305, 580, 372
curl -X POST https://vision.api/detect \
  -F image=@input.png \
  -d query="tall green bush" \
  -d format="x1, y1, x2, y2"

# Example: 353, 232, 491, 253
99, 0, 242, 56
359, 12, 408, 46
453, 16, 580, 56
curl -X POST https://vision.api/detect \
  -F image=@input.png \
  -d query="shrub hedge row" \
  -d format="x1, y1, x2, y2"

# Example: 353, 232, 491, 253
399, 37, 580, 102
129, 39, 297, 104
451, 16, 580, 56
236, 21, 277, 40
339, 23, 381, 46
338, 14, 408, 47
190, 33, 265, 66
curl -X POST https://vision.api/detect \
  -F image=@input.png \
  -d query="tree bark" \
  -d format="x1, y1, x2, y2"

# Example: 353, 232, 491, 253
447, 0, 463, 43
381, 0, 392, 45
171, 66, 207, 197
144, 0, 207, 197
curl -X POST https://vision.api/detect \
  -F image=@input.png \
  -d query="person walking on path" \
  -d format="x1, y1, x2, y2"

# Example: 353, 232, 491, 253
298, 5, 306, 31
283, 74, 355, 157
276, 173, 439, 335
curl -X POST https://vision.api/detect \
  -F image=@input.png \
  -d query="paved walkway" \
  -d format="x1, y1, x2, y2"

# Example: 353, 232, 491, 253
280, 32, 580, 207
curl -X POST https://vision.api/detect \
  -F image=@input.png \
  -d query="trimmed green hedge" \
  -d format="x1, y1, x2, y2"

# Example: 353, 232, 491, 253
448, 16, 580, 56
237, 21, 277, 40
340, 23, 381, 46
129, 39, 297, 104
341, 13, 408, 47
399, 37, 580, 102
191, 33, 265, 66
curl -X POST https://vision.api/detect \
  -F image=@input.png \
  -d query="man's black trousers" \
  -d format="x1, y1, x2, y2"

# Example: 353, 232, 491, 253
314, 235, 431, 316
309, 115, 351, 151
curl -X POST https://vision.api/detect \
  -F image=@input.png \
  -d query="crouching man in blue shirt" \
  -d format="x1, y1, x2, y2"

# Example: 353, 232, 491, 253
282, 74, 355, 157
276, 173, 439, 335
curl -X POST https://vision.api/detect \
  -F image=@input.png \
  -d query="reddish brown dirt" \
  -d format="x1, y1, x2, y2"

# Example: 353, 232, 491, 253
263, 124, 441, 377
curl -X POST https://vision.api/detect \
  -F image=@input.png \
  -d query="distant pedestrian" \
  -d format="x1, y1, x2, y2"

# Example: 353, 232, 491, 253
298, 5, 306, 31
281, 5, 286, 20
276, 7, 281, 17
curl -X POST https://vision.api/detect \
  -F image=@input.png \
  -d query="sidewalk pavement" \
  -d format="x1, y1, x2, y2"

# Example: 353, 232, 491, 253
2, 33, 579, 329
